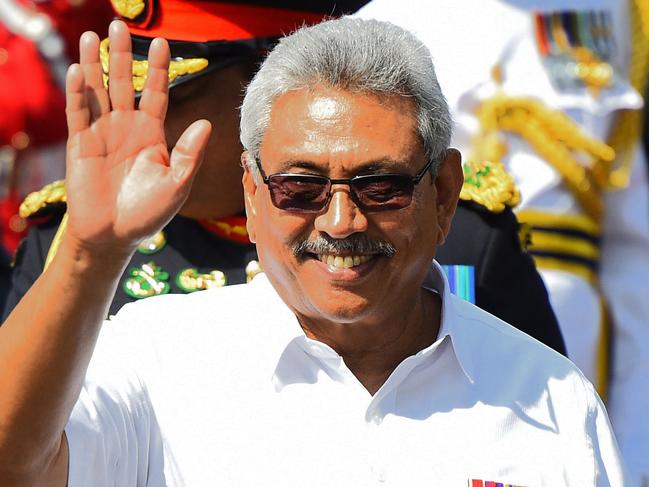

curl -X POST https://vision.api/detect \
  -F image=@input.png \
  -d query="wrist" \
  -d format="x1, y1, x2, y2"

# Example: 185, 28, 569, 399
57, 234, 135, 277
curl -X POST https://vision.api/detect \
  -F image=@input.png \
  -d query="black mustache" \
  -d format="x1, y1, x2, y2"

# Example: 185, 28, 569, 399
292, 234, 396, 259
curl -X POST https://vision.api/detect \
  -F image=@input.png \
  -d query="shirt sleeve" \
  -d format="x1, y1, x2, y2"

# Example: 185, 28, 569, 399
64, 307, 162, 487
584, 380, 629, 487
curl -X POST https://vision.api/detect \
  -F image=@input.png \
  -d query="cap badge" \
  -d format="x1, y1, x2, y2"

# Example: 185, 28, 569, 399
110, 0, 145, 20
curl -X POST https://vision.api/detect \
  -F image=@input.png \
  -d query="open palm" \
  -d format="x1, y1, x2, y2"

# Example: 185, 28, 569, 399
64, 21, 211, 252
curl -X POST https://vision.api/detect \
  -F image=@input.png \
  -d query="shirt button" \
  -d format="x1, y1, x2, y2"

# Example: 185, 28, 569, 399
371, 413, 383, 425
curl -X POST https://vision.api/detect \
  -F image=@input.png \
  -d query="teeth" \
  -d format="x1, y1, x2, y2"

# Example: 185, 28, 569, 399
317, 254, 373, 269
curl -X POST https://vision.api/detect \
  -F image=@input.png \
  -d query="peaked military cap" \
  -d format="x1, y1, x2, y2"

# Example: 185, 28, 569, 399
104, 0, 371, 91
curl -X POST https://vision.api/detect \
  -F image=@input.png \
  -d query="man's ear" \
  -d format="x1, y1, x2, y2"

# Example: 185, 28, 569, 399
241, 151, 258, 244
434, 148, 463, 245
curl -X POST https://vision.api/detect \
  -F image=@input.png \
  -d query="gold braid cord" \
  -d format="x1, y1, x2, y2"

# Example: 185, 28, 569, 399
596, 0, 649, 190
110, 0, 145, 20
459, 160, 520, 212
19, 179, 67, 219
99, 39, 209, 92
472, 95, 615, 222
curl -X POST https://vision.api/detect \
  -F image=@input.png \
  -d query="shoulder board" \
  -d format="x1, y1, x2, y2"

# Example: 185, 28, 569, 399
459, 160, 520, 213
19, 180, 67, 220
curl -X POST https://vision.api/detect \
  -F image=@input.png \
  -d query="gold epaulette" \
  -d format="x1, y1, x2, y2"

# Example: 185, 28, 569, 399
459, 160, 520, 213
19, 180, 67, 219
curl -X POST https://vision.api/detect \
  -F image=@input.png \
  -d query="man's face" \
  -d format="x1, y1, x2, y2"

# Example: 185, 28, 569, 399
165, 62, 255, 219
243, 86, 461, 326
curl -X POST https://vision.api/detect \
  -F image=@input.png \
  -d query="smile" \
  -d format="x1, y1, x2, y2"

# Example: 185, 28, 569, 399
316, 254, 374, 269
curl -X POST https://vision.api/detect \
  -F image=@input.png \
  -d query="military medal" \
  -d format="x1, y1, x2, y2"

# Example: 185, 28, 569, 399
534, 10, 618, 95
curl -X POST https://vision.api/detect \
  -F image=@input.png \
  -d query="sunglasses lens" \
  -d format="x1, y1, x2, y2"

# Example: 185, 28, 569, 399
352, 175, 414, 211
267, 175, 330, 212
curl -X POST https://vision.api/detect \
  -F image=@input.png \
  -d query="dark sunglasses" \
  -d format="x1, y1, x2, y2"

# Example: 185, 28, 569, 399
254, 157, 435, 213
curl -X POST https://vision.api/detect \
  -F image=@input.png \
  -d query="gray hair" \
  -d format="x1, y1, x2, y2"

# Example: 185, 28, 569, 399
240, 16, 452, 181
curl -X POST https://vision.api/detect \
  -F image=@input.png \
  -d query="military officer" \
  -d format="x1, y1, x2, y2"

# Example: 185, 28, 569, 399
2, 0, 369, 317
357, 0, 649, 484
2, 0, 565, 357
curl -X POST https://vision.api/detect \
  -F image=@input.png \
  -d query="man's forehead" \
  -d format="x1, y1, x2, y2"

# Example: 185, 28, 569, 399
260, 86, 423, 172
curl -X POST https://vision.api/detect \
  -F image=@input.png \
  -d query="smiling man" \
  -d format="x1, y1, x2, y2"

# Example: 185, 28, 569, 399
240, 83, 459, 394
0, 16, 625, 487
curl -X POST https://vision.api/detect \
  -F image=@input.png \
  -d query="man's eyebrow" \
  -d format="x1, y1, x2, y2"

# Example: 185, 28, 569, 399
276, 158, 412, 174
277, 160, 323, 173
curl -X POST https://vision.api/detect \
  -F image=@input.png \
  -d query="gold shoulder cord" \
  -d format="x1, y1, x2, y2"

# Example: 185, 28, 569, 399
596, 0, 649, 190
43, 213, 67, 272
459, 159, 520, 212
471, 95, 614, 222
471, 0, 649, 222
15, 180, 68, 273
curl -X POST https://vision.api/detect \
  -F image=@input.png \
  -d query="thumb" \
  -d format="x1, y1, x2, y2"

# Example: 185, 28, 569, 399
170, 119, 212, 184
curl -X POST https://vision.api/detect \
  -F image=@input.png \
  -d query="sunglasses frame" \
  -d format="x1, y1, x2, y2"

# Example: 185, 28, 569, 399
253, 157, 435, 213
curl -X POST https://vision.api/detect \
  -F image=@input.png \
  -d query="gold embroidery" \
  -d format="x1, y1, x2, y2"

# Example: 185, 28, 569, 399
472, 94, 615, 221
44, 213, 68, 272
100, 38, 209, 92
459, 160, 520, 213
176, 268, 226, 292
516, 208, 600, 235
123, 262, 170, 298
110, 0, 145, 19
19, 180, 67, 219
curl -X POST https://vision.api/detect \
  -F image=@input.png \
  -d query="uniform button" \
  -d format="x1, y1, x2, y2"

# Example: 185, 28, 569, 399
371, 413, 382, 425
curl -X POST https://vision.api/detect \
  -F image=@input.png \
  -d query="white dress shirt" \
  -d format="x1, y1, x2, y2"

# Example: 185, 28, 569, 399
355, 2, 649, 483
65, 262, 626, 486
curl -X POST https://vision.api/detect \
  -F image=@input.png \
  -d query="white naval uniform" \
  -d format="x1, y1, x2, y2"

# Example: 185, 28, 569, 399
356, 1, 649, 485
65, 265, 625, 486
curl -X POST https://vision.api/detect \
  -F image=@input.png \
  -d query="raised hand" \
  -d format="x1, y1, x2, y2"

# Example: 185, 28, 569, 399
64, 20, 211, 254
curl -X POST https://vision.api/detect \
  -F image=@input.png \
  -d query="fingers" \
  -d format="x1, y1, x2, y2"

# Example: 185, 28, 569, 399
65, 64, 90, 137
79, 31, 110, 120
107, 20, 135, 111
170, 120, 212, 184
139, 38, 171, 120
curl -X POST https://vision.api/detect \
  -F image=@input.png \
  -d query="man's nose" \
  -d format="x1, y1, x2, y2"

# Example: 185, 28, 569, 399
314, 187, 368, 239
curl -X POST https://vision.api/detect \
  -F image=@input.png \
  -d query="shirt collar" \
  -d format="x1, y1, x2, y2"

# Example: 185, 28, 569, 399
250, 260, 476, 384
425, 260, 476, 383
